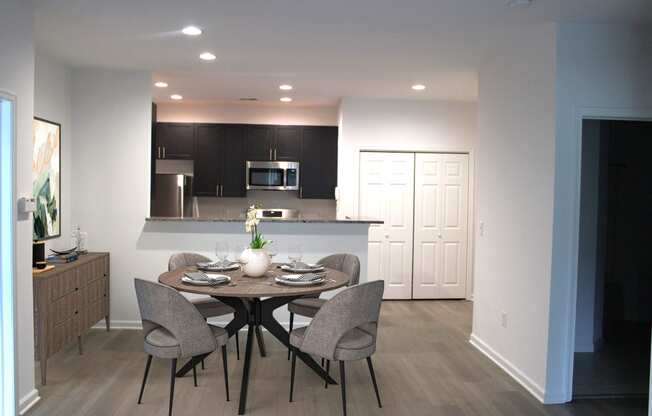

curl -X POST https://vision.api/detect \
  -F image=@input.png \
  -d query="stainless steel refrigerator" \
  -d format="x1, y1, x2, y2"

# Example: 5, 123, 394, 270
151, 174, 195, 217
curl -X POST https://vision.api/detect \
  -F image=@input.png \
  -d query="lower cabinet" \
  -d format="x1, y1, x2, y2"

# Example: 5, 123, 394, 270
33, 252, 110, 385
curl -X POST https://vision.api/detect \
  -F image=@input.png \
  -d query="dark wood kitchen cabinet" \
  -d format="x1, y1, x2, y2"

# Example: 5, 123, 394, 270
194, 124, 246, 197
245, 125, 301, 161
245, 125, 274, 161
300, 126, 338, 199
155, 123, 194, 160
275, 126, 302, 161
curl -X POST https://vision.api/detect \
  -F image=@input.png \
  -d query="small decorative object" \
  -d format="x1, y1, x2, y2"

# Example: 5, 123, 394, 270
32, 117, 61, 240
240, 205, 272, 277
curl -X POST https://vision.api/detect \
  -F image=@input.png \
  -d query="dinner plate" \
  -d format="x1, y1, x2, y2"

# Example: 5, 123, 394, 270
280, 264, 324, 273
182, 274, 231, 286
275, 275, 325, 286
197, 263, 240, 272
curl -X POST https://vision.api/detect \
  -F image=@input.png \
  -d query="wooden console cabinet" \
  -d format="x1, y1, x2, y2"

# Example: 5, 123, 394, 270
33, 252, 110, 385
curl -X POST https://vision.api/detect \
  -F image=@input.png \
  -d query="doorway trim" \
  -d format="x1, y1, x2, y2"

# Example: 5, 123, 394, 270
0, 91, 18, 416
560, 106, 652, 403
352, 146, 475, 300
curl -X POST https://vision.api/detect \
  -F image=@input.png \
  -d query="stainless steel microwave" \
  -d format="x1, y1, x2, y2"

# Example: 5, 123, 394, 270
246, 161, 300, 191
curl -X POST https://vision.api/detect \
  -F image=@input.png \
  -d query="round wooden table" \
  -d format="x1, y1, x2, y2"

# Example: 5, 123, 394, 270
158, 264, 350, 415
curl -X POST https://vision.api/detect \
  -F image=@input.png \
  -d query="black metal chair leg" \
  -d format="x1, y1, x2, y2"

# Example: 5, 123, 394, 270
339, 361, 347, 416
235, 331, 240, 360
325, 359, 330, 389
289, 348, 297, 402
201, 358, 205, 370
169, 359, 177, 416
287, 312, 294, 360
366, 357, 382, 408
137, 355, 152, 404
192, 362, 198, 387
221, 345, 230, 401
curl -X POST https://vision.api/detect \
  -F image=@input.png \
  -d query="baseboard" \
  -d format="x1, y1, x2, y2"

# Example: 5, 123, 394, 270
19, 388, 40, 415
469, 333, 546, 403
92, 319, 309, 331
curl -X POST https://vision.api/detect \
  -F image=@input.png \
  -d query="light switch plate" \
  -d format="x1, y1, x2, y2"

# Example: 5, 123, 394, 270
18, 197, 36, 213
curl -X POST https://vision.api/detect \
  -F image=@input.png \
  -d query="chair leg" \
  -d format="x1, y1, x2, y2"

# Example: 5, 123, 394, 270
137, 355, 152, 404
192, 362, 198, 387
235, 331, 240, 361
366, 357, 382, 408
201, 358, 205, 370
321, 357, 324, 367
339, 361, 347, 416
324, 359, 330, 389
289, 348, 297, 402
221, 345, 230, 401
287, 312, 294, 360
169, 359, 177, 416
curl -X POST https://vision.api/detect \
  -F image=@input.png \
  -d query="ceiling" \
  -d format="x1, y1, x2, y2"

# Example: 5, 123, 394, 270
34, 0, 652, 106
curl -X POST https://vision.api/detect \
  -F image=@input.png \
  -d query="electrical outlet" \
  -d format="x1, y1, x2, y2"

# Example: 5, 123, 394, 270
501, 312, 508, 328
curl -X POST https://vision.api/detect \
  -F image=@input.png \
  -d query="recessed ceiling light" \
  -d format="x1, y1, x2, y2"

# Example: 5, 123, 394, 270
170, 94, 183, 100
279, 84, 293, 91
154, 81, 168, 88
199, 52, 217, 61
280, 97, 293, 103
181, 26, 202, 36
411, 84, 426, 91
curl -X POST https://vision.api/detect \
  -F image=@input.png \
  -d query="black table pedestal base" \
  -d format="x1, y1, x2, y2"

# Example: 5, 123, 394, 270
176, 295, 336, 415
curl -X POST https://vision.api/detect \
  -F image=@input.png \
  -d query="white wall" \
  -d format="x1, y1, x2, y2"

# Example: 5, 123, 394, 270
471, 23, 557, 402
547, 23, 652, 403
157, 101, 337, 125
0, 0, 38, 413
34, 53, 72, 253
70, 69, 369, 328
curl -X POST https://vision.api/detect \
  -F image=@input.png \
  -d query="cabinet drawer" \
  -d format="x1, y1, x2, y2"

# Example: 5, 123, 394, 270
78, 258, 106, 285
50, 315, 82, 355
52, 291, 83, 325
87, 277, 108, 303
86, 299, 108, 329
49, 270, 80, 300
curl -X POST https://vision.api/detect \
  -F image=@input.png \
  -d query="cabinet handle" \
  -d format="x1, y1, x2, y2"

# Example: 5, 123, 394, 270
274, 148, 277, 160
221, 185, 224, 196
299, 186, 303, 198
269, 147, 272, 160
163, 146, 166, 159
216, 184, 220, 197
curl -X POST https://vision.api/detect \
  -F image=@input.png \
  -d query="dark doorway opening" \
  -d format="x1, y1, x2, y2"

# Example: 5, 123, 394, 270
573, 119, 652, 399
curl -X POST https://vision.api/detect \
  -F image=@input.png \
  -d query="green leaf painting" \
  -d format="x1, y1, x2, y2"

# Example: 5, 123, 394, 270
33, 118, 61, 240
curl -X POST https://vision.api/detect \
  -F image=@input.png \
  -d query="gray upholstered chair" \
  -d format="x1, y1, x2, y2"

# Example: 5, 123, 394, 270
134, 279, 230, 416
287, 254, 360, 360
168, 252, 239, 360
289, 280, 384, 416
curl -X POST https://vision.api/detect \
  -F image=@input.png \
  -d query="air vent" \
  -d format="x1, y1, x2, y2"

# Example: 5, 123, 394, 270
239, 97, 259, 101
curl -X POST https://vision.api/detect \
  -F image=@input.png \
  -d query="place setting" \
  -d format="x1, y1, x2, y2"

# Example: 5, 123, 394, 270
275, 244, 327, 286
195, 242, 240, 272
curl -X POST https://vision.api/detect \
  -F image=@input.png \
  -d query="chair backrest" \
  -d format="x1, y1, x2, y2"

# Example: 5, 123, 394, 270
134, 278, 216, 358
168, 252, 211, 272
318, 254, 361, 286
299, 280, 384, 360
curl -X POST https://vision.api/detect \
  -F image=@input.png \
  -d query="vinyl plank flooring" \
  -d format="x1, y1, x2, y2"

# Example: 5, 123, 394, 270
29, 301, 647, 416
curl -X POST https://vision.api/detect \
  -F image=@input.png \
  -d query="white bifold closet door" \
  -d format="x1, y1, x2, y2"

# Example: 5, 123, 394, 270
413, 153, 469, 299
359, 152, 414, 299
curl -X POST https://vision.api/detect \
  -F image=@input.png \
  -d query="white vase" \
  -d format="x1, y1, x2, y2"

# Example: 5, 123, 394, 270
241, 248, 271, 277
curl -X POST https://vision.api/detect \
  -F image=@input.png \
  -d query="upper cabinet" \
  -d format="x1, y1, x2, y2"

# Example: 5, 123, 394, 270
155, 123, 194, 160
245, 125, 301, 161
220, 125, 246, 197
300, 127, 338, 199
194, 124, 247, 197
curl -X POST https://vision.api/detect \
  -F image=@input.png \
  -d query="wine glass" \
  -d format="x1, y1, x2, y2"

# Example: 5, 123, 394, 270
288, 243, 303, 268
215, 241, 229, 266
267, 241, 278, 261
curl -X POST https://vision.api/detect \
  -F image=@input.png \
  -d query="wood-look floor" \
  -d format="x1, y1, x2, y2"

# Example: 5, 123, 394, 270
29, 301, 647, 416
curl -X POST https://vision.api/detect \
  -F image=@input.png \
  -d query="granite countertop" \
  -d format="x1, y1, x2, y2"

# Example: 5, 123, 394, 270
146, 215, 383, 224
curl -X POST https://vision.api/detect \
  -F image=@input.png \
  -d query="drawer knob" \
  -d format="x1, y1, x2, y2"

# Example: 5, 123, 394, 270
75, 311, 78, 314
103, 273, 108, 277
75, 287, 79, 291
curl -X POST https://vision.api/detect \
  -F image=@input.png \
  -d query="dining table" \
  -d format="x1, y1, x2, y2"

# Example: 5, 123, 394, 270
158, 263, 351, 415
